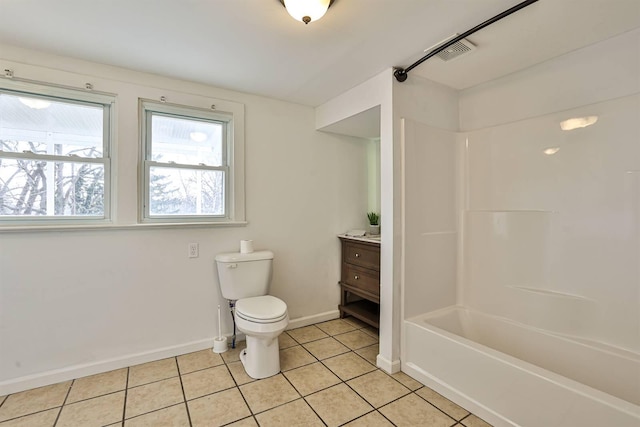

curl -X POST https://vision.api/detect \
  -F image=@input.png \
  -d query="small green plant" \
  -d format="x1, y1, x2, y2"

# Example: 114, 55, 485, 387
367, 212, 379, 226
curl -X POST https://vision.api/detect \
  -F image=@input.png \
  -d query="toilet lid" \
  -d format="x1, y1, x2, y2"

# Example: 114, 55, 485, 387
236, 295, 287, 323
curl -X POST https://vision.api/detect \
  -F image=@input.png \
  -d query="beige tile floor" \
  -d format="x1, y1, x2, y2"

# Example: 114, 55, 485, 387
0, 317, 493, 427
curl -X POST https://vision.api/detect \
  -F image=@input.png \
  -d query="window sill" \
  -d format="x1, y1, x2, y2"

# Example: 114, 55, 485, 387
0, 221, 248, 233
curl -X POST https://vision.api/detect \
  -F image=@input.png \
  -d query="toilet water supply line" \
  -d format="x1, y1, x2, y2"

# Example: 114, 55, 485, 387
229, 300, 237, 348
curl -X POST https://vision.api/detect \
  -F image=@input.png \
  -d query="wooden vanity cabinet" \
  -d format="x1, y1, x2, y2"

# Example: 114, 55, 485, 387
338, 236, 380, 328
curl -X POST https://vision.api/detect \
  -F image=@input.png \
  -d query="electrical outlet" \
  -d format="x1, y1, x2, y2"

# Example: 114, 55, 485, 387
188, 243, 199, 258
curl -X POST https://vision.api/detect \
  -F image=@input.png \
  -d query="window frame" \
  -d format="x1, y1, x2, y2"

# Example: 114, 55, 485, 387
0, 79, 115, 226
139, 99, 242, 224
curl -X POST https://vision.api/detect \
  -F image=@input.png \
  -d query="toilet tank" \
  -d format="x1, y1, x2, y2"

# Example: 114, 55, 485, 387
215, 250, 274, 300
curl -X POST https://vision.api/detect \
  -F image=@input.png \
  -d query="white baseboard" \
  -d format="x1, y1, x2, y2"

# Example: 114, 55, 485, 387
286, 310, 340, 330
1, 310, 341, 395
0, 338, 217, 396
376, 354, 401, 374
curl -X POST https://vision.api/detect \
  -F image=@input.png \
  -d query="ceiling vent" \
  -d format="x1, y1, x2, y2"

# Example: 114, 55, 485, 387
425, 34, 476, 62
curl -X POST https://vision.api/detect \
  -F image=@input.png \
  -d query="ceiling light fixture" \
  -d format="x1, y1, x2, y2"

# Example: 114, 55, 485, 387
280, 0, 334, 25
560, 116, 598, 131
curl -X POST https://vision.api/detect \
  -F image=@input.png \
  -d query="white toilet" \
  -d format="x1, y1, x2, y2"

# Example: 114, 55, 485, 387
215, 250, 289, 379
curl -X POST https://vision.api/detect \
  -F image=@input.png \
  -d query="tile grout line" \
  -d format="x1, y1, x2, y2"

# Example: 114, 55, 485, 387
221, 350, 259, 421
248, 395, 311, 419
219, 414, 257, 427
338, 367, 396, 425
412, 387, 467, 423
29, 368, 132, 410
287, 322, 364, 345
0, 406, 64, 425
226, 323, 351, 425
52, 379, 74, 426
174, 356, 193, 427
288, 332, 368, 383
144, 343, 461, 427
278, 373, 328, 427
122, 359, 205, 423
26, 364, 234, 412
121, 402, 185, 425
335, 409, 397, 427
337, 362, 434, 427
377, 409, 399, 427
291, 322, 384, 426
343, 377, 458, 426
127, 374, 180, 390
121, 367, 129, 424
317, 350, 377, 383
459, 412, 475, 425
174, 361, 227, 377
234, 371, 307, 417
320, 321, 404, 427
282, 372, 344, 400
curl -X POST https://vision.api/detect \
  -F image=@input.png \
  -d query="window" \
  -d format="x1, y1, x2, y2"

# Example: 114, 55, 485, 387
0, 82, 113, 224
140, 100, 242, 223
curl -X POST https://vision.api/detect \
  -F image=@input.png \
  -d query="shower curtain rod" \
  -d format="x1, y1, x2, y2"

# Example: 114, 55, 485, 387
393, 0, 539, 82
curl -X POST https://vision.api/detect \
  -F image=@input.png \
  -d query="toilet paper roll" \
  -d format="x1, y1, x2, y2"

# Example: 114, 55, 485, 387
240, 240, 254, 254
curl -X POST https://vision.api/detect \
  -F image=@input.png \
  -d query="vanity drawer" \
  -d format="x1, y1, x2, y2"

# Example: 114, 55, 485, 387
344, 241, 380, 271
342, 264, 380, 298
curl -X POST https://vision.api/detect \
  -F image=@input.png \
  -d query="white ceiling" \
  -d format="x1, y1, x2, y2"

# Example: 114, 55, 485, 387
0, 0, 639, 107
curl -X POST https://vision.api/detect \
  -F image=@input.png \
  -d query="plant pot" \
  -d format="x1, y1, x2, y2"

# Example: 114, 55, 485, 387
368, 224, 380, 236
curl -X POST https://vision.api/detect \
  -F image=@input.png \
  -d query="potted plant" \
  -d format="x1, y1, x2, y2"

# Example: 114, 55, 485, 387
367, 212, 380, 236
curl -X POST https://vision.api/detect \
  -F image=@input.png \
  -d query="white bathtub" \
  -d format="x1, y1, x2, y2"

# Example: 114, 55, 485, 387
403, 306, 640, 427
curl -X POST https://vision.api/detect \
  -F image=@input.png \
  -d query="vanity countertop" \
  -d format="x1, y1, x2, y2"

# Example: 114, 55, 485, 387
337, 233, 381, 245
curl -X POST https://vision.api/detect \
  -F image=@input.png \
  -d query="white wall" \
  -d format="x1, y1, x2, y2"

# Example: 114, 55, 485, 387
459, 29, 640, 352
367, 138, 381, 213
0, 45, 369, 394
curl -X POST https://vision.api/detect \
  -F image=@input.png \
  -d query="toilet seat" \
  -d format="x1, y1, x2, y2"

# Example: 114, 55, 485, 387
236, 295, 288, 324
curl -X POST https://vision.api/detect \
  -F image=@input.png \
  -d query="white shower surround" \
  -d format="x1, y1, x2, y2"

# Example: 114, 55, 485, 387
462, 92, 640, 353
400, 29, 640, 426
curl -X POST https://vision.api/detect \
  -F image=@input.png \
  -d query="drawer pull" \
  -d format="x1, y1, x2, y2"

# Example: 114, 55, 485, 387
354, 275, 359, 280
355, 253, 360, 257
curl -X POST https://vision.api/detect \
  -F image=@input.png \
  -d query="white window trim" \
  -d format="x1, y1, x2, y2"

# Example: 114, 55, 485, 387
0, 78, 115, 227
138, 98, 245, 224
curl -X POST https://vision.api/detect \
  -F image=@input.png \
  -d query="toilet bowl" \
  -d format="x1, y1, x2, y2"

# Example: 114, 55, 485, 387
235, 295, 289, 378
